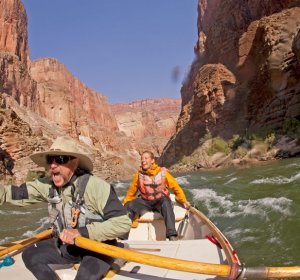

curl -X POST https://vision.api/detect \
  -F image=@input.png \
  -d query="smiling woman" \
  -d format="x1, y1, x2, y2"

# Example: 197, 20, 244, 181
21, 0, 198, 103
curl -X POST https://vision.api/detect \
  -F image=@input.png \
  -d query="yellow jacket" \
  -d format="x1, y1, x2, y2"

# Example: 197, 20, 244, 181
123, 163, 188, 205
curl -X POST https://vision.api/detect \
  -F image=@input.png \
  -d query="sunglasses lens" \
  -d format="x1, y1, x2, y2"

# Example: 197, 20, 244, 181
46, 155, 74, 165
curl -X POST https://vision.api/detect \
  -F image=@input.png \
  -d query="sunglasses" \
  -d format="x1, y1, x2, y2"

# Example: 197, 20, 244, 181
46, 155, 75, 165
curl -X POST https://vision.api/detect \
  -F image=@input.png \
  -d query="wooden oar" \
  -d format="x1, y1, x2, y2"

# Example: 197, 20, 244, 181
75, 236, 300, 279
2, 229, 300, 278
75, 236, 232, 277
0, 229, 52, 258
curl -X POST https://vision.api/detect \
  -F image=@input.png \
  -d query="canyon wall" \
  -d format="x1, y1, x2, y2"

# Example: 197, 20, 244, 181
0, 0, 137, 182
0, 0, 181, 182
31, 58, 119, 151
160, 0, 300, 166
111, 98, 181, 155
0, 0, 37, 108
0, 0, 46, 183
2, 0, 299, 181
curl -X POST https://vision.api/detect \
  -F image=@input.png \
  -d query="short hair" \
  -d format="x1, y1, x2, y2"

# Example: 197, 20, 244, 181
141, 150, 155, 159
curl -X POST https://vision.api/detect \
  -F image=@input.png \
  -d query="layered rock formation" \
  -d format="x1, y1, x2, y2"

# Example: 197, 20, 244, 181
30, 59, 182, 175
111, 98, 181, 155
0, 93, 66, 183
0, 0, 137, 182
2, 0, 299, 182
160, 0, 300, 166
0, 0, 181, 182
0, 0, 37, 108
0, 0, 43, 183
31, 58, 119, 151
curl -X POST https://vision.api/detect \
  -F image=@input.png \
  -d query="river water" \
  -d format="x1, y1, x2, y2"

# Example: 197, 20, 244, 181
1, 157, 299, 269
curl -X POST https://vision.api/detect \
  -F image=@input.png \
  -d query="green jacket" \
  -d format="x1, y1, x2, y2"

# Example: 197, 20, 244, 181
0, 175, 131, 242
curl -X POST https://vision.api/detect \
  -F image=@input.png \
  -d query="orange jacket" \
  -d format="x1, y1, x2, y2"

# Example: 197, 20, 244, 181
123, 164, 188, 205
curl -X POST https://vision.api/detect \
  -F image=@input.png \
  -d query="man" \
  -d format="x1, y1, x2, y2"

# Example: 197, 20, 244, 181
123, 151, 190, 241
0, 136, 131, 280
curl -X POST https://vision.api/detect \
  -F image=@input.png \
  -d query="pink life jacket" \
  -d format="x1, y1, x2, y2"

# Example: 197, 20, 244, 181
138, 167, 170, 200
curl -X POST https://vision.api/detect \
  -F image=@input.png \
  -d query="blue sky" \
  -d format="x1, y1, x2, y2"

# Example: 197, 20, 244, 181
22, 0, 198, 103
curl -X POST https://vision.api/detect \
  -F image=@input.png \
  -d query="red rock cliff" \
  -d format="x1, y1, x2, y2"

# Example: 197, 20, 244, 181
111, 98, 181, 156
111, 98, 180, 138
0, 0, 137, 182
31, 58, 118, 142
0, 0, 37, 108
161, 0, 300, 165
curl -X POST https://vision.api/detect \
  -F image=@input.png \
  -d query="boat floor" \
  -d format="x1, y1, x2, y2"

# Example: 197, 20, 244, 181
0, 239, 228, 280
110, 239, 228, 280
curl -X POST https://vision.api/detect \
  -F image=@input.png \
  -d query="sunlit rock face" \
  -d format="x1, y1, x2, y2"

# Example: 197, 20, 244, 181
111, 98, 181, 155
0, 0, 37, 108
0, 93, 67, 183
31, 58, 118, 140
161, 0, 300, 166
0, 0, 181, 182
0, 0, 46, 183
2, 0, 299, 180
29, 57, 143, 180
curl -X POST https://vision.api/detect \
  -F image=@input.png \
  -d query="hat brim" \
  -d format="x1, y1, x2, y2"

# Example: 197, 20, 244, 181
30, 150, 93, 172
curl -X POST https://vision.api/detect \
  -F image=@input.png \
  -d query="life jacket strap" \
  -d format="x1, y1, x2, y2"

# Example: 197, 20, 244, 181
70, 173, 91, 228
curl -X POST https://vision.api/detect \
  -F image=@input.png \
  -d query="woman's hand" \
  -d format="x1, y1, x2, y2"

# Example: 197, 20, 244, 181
182, 201, 191, 209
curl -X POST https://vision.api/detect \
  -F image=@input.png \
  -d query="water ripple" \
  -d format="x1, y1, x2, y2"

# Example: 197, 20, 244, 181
250, 172, 300, 185
175, 175, 190, 185
191, 188, 292, 218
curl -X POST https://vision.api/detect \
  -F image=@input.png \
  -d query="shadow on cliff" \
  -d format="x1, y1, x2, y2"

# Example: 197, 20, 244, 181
158, 122, 204, 168
159, 4, 300, 169
237, 10, 300, 132
0, 148, 14, 176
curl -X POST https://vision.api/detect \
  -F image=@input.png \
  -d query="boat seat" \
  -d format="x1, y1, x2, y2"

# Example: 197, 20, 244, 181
131, 204, 187, 241
138, 204, 187, 223
128, 195, 188, 240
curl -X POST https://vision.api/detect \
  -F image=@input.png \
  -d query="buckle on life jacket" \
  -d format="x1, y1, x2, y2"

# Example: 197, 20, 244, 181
70, 190, 85, 228
71, 207, 80, 228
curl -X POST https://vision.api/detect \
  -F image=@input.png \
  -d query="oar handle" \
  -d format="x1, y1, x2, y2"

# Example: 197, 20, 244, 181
239, 266, 300, 279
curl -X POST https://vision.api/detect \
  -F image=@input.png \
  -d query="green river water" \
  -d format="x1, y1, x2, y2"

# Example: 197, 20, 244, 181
1, 157, 299, 270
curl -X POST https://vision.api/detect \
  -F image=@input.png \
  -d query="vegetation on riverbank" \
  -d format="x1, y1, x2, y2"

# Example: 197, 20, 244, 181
170, 118, 300, 173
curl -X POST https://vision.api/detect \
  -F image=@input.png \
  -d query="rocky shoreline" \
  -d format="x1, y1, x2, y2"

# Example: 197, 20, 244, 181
166, 135, 300, 175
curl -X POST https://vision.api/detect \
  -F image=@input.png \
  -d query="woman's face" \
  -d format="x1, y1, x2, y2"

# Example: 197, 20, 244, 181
141, 152, 155, 171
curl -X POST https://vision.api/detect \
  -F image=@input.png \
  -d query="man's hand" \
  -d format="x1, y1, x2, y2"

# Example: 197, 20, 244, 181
59, 228, 81, 245
182, 201, 191, 209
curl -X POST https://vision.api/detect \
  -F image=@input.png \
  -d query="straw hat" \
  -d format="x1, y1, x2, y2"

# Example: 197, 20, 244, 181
30, 136, 93, 172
